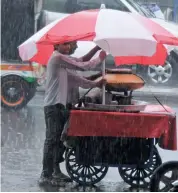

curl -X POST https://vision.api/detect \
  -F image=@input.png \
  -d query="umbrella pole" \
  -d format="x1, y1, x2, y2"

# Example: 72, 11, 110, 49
102, 59, 106, 105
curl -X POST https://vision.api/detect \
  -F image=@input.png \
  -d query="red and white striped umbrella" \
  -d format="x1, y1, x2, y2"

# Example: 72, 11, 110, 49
18, 9, 178, 65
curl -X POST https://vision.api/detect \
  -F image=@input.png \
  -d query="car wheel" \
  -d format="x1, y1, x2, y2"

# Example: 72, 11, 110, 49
147, 53, 178, 86
1, 75, 29, 110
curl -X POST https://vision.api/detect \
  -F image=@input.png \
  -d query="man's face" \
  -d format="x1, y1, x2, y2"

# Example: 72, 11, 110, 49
55, 41, 78, 55
56, 43, 71, 55
69, 41, 78, 55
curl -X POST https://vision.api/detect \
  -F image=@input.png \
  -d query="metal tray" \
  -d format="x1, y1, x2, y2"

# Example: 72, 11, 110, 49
74, 100, 148, 112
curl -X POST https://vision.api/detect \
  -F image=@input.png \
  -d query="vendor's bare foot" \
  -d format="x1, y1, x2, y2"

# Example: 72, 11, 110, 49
38, 175, 52, 186
51, 178, 65, 186
52, 172, 72, 182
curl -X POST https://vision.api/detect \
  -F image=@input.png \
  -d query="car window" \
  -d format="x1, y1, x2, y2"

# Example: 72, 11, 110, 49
43, 0, 130, 13
64, 0, 101, 13
138, 4, 156, 18
125, 0, 155, 18
125, 0, 145, 16
104, 0, 130, 12
43, 0, 67, 13
70, 0, 130, 12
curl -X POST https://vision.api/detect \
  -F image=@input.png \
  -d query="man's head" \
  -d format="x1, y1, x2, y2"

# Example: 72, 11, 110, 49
54, 43, 71, 55
54, 41, 78, 55
69, 41, 78, 55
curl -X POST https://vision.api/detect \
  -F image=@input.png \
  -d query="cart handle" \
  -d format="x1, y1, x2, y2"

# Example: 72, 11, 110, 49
77, 88, 93, 107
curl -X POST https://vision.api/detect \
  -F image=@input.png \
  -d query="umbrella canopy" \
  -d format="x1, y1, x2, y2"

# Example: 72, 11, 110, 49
18, 9, 178, 65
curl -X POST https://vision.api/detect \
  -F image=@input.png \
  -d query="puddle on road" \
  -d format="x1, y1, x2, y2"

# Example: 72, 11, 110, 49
37, 181, 149, 192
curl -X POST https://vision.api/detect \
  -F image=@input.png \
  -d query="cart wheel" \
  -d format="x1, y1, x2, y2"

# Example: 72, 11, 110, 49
119, 147, 162, 188
150, 161, 178, 192
65, 148, 108, 186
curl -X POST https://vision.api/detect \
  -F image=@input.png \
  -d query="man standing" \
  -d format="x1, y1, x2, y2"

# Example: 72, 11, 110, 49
39, 42, 106, 186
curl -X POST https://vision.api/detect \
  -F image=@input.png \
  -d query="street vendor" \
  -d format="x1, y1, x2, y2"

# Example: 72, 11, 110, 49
60, 42, 112, 146
39, 41, 106, 186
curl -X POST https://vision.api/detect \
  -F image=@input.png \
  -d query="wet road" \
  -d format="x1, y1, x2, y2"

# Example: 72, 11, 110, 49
1, 93, 178, 192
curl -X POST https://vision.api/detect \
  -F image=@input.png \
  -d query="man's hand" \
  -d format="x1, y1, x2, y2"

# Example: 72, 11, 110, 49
105, 68, 110, 73
95, 45, 102, 51
85, 72, 102, 81
82, 46, 102, 62
99, 51, 107, 61
95, 78, 107, 88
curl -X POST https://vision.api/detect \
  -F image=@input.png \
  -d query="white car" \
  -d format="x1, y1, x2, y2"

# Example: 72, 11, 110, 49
38, 0, 178, 85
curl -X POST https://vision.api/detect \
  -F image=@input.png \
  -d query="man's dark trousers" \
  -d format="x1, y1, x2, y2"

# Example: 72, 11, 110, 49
42, 103, 70, 177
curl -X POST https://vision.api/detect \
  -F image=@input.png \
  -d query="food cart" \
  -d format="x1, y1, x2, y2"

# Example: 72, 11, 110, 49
64, 69, 177, 188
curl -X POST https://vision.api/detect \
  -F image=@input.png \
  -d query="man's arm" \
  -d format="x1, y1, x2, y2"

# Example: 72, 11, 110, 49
81, 46, 101, 62
67, 70, 99, 89
60, 54, 102, 71
85, 72, 102, 81
70, 46, 101, 70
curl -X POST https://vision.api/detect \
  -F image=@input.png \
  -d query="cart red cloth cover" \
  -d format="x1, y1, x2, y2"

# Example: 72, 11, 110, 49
68, 105, 177, 151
